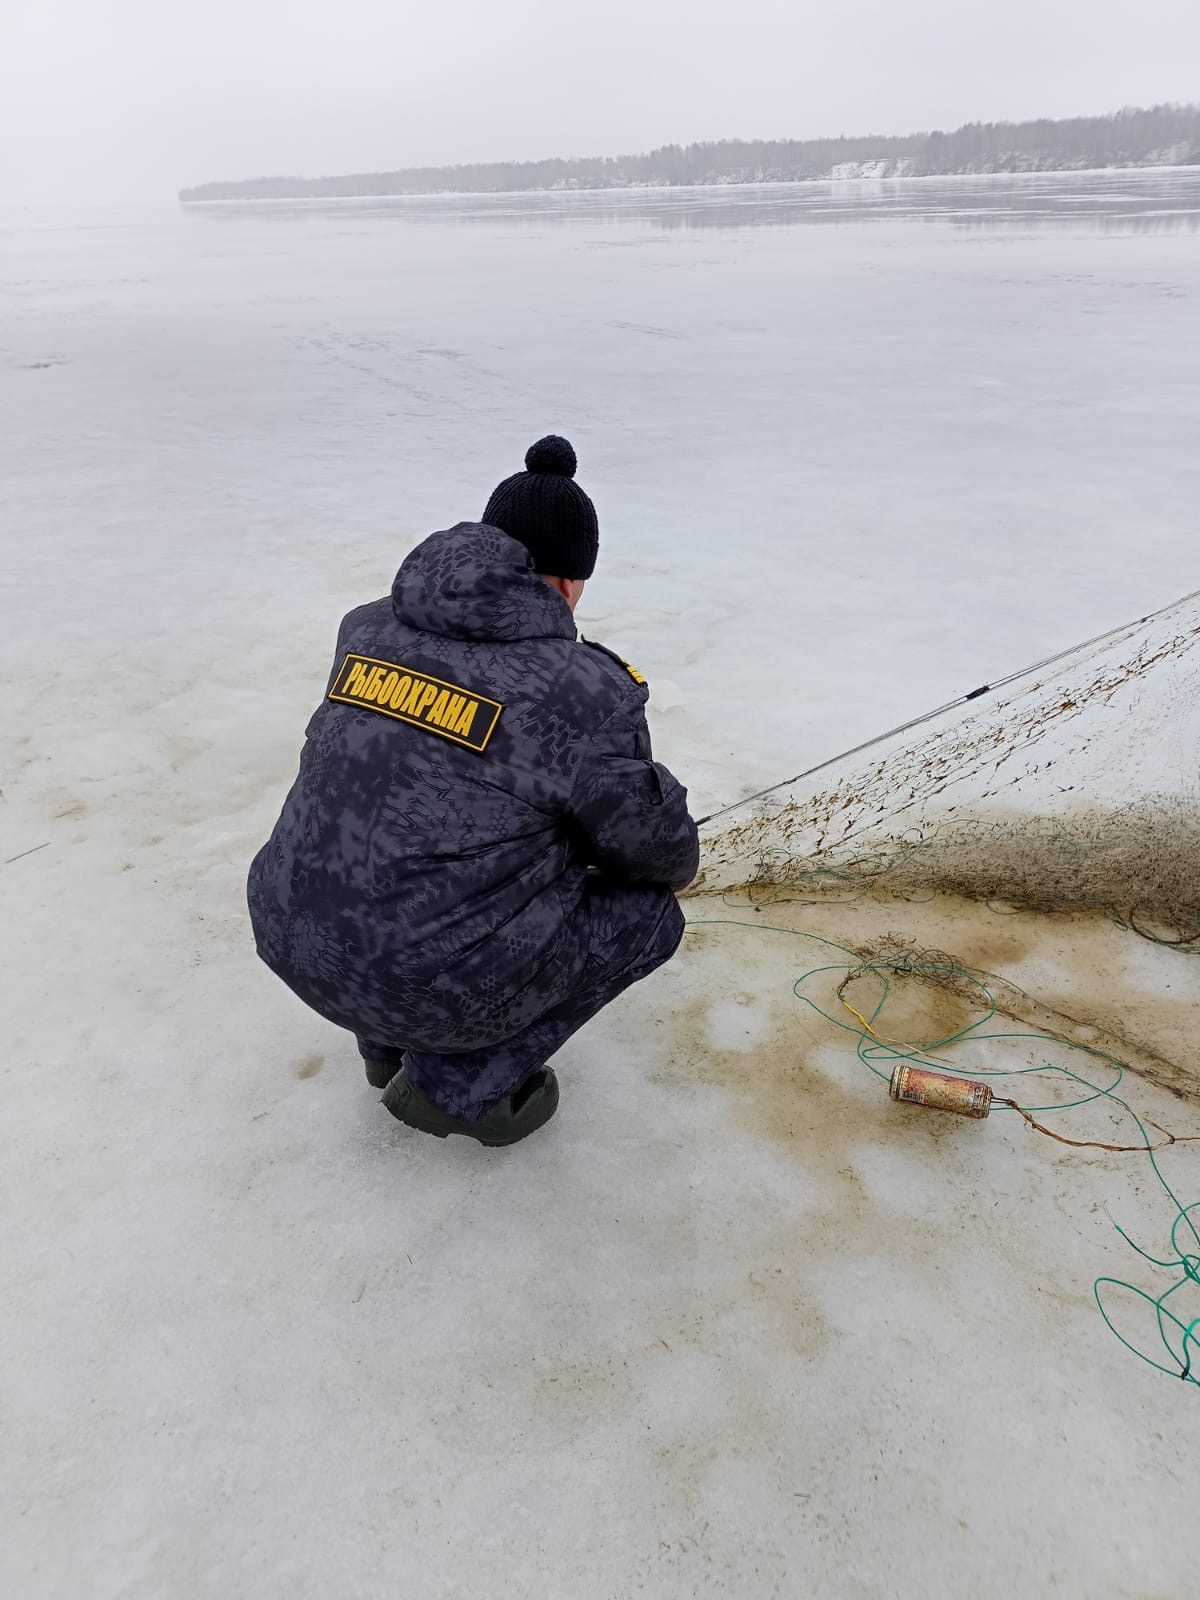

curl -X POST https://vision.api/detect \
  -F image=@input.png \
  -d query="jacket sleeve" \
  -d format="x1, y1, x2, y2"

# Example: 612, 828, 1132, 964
566, 697, 700, 890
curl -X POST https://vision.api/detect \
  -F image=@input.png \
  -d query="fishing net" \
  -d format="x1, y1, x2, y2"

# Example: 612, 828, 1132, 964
692, 588, 1200, 939
687, 589, 1200, 1387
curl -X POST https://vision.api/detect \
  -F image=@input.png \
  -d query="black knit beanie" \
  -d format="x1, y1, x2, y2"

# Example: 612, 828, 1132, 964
482, 435, 599, 580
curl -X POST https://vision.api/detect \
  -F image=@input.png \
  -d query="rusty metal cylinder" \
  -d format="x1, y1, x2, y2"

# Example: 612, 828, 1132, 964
889, 1064, 992, 1119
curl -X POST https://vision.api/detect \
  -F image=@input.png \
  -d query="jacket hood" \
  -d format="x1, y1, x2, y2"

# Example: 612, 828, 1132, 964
392, 523, 578, 644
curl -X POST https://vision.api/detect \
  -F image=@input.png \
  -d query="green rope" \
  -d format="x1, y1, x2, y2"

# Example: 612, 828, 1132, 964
686, 915, 1200, 1387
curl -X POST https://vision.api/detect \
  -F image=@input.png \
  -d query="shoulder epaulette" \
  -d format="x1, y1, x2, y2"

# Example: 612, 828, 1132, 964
581, 637, 648, 687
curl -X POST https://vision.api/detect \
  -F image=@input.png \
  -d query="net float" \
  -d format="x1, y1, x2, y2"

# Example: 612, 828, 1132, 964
889, 1064, 992, 1119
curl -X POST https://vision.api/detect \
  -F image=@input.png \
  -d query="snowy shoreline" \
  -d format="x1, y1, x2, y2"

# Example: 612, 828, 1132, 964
178, 161, 1200, 205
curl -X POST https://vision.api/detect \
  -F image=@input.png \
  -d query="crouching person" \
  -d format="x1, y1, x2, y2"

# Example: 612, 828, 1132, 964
247, 437, 698, 1147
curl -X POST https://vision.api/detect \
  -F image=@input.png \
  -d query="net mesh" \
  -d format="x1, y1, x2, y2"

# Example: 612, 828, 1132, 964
692, 589, 1200, 940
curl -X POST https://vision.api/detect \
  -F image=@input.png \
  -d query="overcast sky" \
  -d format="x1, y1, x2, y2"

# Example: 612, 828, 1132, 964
4, 0, 1198, 204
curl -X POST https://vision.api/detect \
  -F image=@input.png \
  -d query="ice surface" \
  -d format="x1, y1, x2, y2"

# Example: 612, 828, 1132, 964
2, 172, 1198, 1598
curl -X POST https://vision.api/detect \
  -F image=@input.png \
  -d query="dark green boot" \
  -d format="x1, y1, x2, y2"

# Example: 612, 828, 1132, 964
380, 1067, 559, 1147
363, 1058, 399, 1090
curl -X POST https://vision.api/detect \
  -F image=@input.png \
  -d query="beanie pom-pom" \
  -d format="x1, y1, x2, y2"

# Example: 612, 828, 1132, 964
524, 435, 577, 478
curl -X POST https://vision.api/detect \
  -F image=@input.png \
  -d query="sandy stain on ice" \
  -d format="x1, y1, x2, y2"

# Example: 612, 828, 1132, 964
168, 736, 211, 772
448, 987, 971, 1444
855, 907, 1200, 1104
424, 991, 855, 1462
294, 1052, 324, 1079
688, 895, 1199, 1102
654, 957, 963, 1154
929, 906, 1040, 973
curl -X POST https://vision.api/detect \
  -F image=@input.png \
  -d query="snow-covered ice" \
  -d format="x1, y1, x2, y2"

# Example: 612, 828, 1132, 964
2, 172, 1198, 1597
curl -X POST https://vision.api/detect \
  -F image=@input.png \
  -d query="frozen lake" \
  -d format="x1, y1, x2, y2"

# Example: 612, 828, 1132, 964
3, 171, 1199, 1598
5, 168, 1200, 814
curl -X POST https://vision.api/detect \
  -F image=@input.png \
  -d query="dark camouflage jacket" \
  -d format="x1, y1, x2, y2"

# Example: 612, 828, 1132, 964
247, 523, 698, 1046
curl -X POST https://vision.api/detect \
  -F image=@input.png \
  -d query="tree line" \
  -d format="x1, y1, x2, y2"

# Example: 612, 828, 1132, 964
180, 104, 1200, 202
